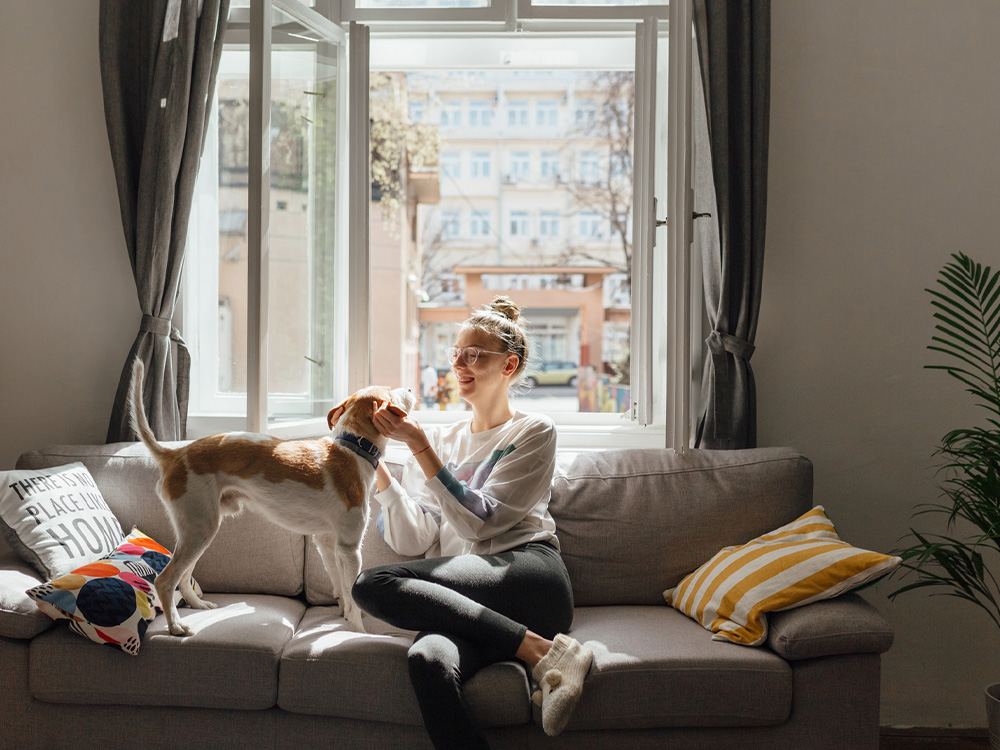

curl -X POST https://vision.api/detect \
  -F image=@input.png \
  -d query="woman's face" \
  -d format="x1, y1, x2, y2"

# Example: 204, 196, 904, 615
450, 328, 518, 406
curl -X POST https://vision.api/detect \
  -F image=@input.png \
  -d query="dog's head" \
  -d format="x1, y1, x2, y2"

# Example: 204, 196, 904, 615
326, 386, 417, 440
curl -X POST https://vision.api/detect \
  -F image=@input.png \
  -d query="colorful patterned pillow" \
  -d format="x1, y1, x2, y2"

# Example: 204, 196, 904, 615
663, 506, 901, 646
25, 528, 202, 655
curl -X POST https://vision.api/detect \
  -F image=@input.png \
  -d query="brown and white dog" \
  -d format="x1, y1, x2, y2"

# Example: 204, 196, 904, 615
128, 359, 415, 636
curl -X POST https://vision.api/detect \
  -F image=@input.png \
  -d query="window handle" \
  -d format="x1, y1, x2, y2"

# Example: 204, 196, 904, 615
655, 211, 711, 228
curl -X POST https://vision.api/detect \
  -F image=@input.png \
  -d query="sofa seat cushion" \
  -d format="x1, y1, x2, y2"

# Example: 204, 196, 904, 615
278, 605, 532, 728
0, 553, 53, 639
549, 606, 793, 731
28, 594, 305, 710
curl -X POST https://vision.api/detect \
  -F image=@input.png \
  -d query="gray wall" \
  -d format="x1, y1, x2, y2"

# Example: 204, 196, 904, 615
1, 0, 996, 729
0, 2, 137, 464
762, 0, 1000, 728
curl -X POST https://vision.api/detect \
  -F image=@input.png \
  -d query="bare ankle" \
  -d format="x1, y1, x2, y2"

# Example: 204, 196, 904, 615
516, 631, 552, 668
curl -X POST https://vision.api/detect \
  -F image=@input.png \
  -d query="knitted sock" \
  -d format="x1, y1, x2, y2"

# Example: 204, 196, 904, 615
530, 634, 594, 736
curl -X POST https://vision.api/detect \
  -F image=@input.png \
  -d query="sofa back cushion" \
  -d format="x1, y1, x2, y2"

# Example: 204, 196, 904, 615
550, 447, 813, 606
15, 444, 305, 596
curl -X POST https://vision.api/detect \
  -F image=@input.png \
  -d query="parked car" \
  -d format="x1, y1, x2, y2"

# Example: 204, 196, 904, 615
522, 361, 578, 387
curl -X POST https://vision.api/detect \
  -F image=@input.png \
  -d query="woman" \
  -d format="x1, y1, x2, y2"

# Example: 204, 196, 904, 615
353, 296, 593, 749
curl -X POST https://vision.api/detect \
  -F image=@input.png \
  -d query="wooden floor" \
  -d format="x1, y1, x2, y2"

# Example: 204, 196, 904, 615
880, 732, 990, 749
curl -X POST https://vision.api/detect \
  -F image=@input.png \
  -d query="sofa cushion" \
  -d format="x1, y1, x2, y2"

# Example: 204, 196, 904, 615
17, 444, 306, 597
547, 605, 792, 731
664, 506, 901, 646
25, 528, 204, 656
28, 593, 305, 710
278, 605, 531, 728
0, 462, 125, 579
0, 552, 53, 639
550, 447, 813, 606
765, 593, 895, 660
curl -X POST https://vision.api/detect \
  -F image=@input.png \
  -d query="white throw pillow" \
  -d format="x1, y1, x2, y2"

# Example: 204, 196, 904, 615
0, 463, 125, 579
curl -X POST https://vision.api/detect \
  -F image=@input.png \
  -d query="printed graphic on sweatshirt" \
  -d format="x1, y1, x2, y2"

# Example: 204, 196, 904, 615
437, 444, 516, 520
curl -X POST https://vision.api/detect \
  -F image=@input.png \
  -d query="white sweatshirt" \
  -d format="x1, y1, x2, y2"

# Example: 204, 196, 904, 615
373, 411, 559, 558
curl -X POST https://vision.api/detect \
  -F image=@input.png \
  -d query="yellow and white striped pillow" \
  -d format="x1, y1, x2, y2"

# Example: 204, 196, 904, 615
663, 506, 900, 646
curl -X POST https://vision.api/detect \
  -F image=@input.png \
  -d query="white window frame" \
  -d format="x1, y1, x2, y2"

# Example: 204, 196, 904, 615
577, 210, 601, 240
577, 150, 601, 184
470, 151, 492, 179
468, 99, 494, 128
507, 99, 529, 127
440, 210, 461, 239
335, 0, 668, 27
539, 210, 560, 237
508, 210, 530, 237
508, 151, 530, 181
536, 99, 558, 128
539, 150, 559, 179
440, 150, 461, 180
440, 101, 461, 129
187, 0, 695, 452
469, 210, 492, 238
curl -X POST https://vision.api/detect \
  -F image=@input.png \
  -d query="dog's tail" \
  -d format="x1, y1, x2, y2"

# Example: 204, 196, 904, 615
128, 359, 171, 462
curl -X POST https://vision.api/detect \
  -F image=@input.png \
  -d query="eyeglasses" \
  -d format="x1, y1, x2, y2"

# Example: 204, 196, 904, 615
446, 346, 507, 366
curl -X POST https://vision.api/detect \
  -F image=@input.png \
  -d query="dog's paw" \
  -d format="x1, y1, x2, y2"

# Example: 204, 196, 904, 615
168, 620, 194, 637
187, 598, 217, 611
346, 613, 366, 633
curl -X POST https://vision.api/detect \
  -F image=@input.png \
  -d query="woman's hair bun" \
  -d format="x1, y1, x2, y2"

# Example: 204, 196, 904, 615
488, 295, 521, 324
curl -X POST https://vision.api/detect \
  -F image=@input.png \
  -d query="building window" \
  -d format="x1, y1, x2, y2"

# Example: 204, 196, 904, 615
578, 151, 601, 184
577, 210, 602, 240
471, 151, 492, 179
409, 100, 426, 122
440, 102, 461, 128
440, 151, 461, 180
468, 100, 493, 128
508, 151, 530, 182
540, 151, 559, 180
470, 211, 492, 237
536, 100, 559, 128
509, 210, 530, 237
539, 210, 560, 237
439, 210, 460, 239
576, 100, 597, 128
508, 100, 529, 127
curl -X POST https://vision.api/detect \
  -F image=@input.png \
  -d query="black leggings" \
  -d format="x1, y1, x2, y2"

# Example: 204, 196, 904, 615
352, 541, 574, 750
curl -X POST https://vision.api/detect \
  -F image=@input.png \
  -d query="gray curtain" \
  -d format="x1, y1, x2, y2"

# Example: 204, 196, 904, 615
692, 0, 771, 449
100, 0, 229, 442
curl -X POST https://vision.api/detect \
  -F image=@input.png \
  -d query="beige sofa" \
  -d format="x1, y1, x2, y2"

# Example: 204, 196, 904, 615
0, 444, 893, 749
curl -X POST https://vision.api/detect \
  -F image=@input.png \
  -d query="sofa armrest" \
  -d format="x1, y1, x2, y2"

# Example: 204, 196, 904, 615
766, 593, 893, 661
0, 556, 54, 639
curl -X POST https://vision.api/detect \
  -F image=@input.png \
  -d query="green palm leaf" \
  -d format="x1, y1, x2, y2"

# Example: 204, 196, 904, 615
888, 253, 1000, 628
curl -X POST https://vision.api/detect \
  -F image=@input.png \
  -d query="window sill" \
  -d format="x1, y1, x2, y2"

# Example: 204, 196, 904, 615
185, 412, 667, 450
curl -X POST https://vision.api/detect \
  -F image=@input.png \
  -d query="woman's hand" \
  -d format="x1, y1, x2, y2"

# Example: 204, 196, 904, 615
372, 401, 429, 452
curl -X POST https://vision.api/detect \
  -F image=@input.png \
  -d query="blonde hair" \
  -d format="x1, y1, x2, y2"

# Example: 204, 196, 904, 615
462, 296, 530, 381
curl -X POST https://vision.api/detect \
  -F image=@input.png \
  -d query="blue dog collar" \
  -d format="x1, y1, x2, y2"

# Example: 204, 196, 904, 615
335, 433, 381, 468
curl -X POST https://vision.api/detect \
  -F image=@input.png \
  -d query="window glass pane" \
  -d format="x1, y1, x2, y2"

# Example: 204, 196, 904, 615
266, 10, 341, 423
184, 50, 250, 416
370, 63, 635, 416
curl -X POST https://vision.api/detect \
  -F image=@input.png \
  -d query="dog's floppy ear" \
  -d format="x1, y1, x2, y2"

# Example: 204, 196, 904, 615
327, 399, 349, 430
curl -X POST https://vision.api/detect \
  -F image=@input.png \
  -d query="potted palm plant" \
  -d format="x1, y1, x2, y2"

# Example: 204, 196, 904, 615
888, 252, 1000, 748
